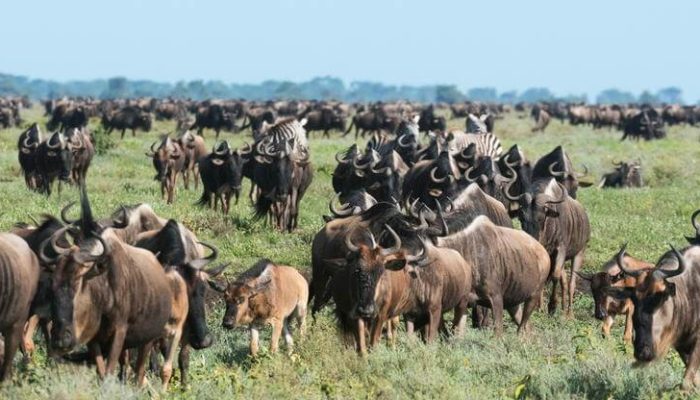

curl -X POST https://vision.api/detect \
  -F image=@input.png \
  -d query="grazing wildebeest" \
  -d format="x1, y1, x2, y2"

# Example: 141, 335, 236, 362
598, 160, 643, 188
608, 244, 700, 390
35, 131, 72, 196
0, 233, 40, 382
146, 136, 187, 204
17, 123, 43, 190
102, 106, 153, 139
196, 141, 245, 214
437, 216, 551, 335
506, 178, 590, 316
577, 248, 653, 341
221, 259, 308, 356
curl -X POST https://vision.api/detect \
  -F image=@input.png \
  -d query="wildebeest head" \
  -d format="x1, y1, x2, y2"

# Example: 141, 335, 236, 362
138, 113, 152, 132
532, 146, 591, 198
40, 227, 109, 352
506, 178, 566, 240
146, 135, 182, 181
578, 270, 621, 320
606, 244, 685, 363
221, 259, 275, 329
325, 226, 409, 318
42, 131, 73, 182
685, 209, 700, 245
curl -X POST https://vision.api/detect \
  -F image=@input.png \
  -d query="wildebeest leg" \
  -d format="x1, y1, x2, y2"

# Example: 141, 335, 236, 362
507, 305, 523, 326
623, 309, 633, 343
182, 170, 190, 190
22, 315, 40, 361
568, 250, 586, 317
249, 326, 260, 356
134, 342, 153, 388
215, 128, 220, 140
369, 316, 385, 348
356, 319, 367, 356
453, 303, 468, 337
548, 251, 566, 315
681, 344, 700, 390
426, 305, 442, 343
282, 322, 294, 355
224, 192, 232, 215
121, 129, 126, 139
161, 329, 183, 390
0, 322, 23, 382
602, 315, 614, 338
105, 325, 128, 375
270, 319, 283, 354
517, 296, 539, 334
118, 349, 130, 381
489, 295, 504, 336
88, 341, 106, 378
405, 319, 415, 337
131, 128, 136, 137
178, 344, 190, 388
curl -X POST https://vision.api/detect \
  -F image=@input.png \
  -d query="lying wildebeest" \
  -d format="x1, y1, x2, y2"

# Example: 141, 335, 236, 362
577, 247, 653, 341
0, 233, 40, 382
608, 244, 700, 390
196, 141, 245, 214
17, 123, 43, 190
506, 178, 590, 316
598, 160, 642, 188
102, 106, 152, 139
146, 136, 187, 204
221, 259, 308, 356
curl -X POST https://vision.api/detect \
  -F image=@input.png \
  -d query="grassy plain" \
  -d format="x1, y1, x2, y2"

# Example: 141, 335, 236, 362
0, 106, 699, 399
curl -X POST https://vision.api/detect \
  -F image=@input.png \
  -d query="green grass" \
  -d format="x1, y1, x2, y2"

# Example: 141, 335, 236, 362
1, 107, 699, 399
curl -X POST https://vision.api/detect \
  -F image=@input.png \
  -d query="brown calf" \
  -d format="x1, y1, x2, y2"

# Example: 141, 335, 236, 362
221, 260, 308, 356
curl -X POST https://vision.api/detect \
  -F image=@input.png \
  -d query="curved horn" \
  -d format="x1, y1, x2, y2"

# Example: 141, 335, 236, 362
576, 164, 589, 178
50, 226, 72, 258
190, 242, 219, 270
434, 199, 449, 236
503, 179, 524, 202
430, 167, 447, 183
111, 205, 129, 229
548, 161, 566, 177
22, 136, 33, 149
380, 225, 402, 256
239, 142, 252, 155
329, 193, 353, 217
405, 241, 427, 264
616, 243, 642, 277
691, 209, 700, 236
61, 201, 78, 224
503, 153, 519, 168
345, 233, 359, 252
335, 151, 351, 164
214, 141, 228, 156
612, 160, 623, 167
463, 166, 480, 183
397, 134, 413, 148
353, 153, 371, 170
47, 133, 61, 149
662, 245, 686, 279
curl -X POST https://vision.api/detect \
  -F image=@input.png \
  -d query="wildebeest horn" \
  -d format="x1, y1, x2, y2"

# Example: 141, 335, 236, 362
335, 151, 350, 164
22, 136, 34, 149
146, 141, 158, 157
397, 134, 413, 148
503, 179, 525, 202
111, 205, 129, 229
47, 133, 62, 149
690, 209, 700, 236
548, 162, 566, 177
190, 242, 219, 270
616, 243, 642, 277
371, 164, 390, 175
503, 153, 519, 168
76, 232, 109, 264
239, 142, 252, 155
50, 226, 72, 257
430, 167, 447, 183
405, 241, 426, 263
576, 164, 589, 178
661, 245, 686, 279
434, 199, 449, 236
329, 193, 354, 217
612, 160, 623, 167
345, 233, 360, 252
380, 225, 401, 256
61, 201, 78, 224
353, 154, 371, 170
214, 141, 228, 156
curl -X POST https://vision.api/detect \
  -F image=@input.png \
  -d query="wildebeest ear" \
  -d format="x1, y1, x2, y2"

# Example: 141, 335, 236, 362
666, 282, 676, 297
604, 287, 634, 300
384, 259, 406, 271
205, 262, 230, 278
579, 181, 594, 188
208, 279, 227, 293
299, 118, 308, 127
251, 276, 272, 293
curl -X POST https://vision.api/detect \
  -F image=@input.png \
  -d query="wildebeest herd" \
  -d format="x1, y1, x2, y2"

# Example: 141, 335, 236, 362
2, 96, 700, 392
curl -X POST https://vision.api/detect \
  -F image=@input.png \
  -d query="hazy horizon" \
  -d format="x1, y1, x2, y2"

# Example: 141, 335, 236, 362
3, 0, 699, 101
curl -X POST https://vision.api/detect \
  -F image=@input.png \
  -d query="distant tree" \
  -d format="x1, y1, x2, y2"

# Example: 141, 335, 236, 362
101, 77, 129, 99
467, 87, 497, 102
435, 85, 465, 104
499, 91, 518, 104
519, 87, 554, 103
596, 89, 636, 104
275, 81, 303, 99
656, 87, 683, 104
638, 90, 659, 105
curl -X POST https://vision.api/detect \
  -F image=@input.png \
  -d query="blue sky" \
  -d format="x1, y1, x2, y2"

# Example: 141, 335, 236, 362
2, 0, 699, 101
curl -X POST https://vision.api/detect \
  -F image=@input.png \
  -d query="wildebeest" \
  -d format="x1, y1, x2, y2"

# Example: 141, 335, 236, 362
47, 104, 88, 132
252, 118, 313, 232
621, 108, 665, 141
437, 216, 551, 335
608, 244, 700, 390
577, 248, 653, 341
17, 123, 43, 190
35, 131, 72, 196
221, 259, 308, 356
102, 106, 153, 139
196, 141, 245, 214
146, 136, 187, 204
531, 106, 551, 133
418, 105, 446, 133
598, 160, 643, 188
506, 178, 590, 316
298, 106, 346, 138
65, 128, 95, 185
40, 187, 176, 385
0, 233, 40, 382
177, 130, 207, 190
190, 104, 239, 138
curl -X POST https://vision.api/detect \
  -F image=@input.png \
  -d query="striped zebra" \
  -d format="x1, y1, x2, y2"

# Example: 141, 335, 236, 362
255, 117, 309, 155
447, 130, 503, 159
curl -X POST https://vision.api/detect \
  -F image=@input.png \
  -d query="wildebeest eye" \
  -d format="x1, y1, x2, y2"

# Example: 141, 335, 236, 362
236, 297, 245, 305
